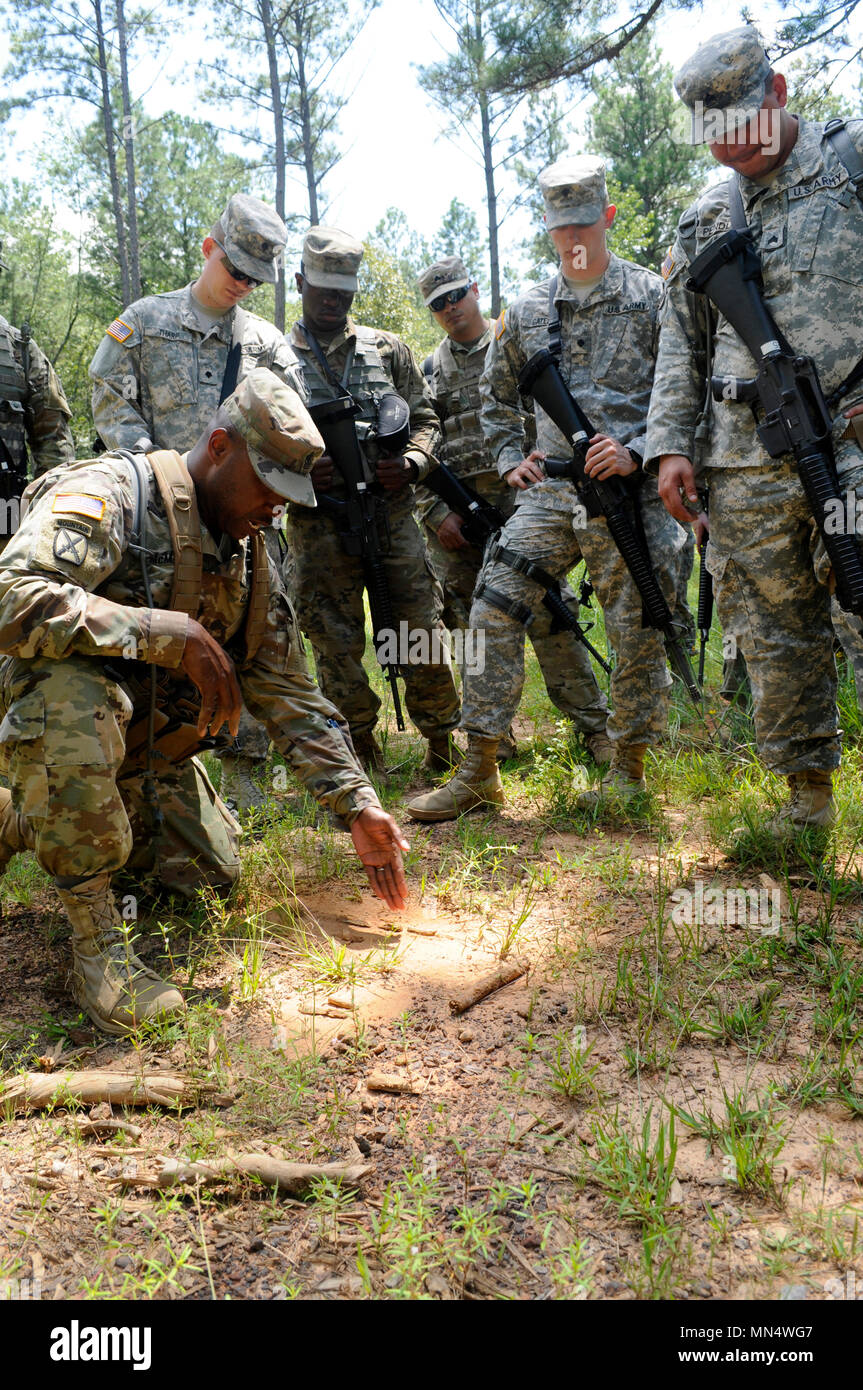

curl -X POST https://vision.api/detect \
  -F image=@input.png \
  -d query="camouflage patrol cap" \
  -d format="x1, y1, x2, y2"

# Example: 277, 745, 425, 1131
301, 226, 363, 292
539, 157, 608, 229
210, 195, 287, 285
674, 27, 772, 144
418, 255, 471, 307
221, 368, 324, 508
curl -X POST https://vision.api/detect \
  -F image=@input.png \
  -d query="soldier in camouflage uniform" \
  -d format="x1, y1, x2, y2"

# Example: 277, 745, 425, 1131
282, 227, 460, 773
89, 195, 304, 812
648, 27, 863, 830
0, 370, 409, 1035
415, 254, 611, 764
408, 159, 689, 821
0, 242, 74, 548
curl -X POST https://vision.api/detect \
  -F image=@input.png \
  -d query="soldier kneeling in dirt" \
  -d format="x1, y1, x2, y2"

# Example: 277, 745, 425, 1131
0, 369, 408, 1036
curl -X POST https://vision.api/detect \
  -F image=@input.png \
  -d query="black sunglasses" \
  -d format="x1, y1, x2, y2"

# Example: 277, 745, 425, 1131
429, 283, 471, 313
215, 243, 262, 289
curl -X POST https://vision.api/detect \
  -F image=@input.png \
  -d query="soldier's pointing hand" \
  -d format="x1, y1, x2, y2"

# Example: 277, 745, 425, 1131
181, 618, 244, 738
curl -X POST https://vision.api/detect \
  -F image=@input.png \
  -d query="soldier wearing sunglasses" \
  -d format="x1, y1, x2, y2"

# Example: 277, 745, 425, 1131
415, 256, 611, 766
88, 194, 305, 812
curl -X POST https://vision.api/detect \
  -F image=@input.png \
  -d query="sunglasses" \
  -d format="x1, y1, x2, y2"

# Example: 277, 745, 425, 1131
215, 244, 262, 289
429, 283, 471, 313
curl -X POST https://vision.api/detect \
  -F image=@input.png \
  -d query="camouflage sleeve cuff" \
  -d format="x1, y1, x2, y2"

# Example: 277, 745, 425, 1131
416, 495, 451, 533
405, 448, 435, 482
331, 785, 383, 827
141, 609, 188, 666
496, 447, 525, 479
643, 435, 697, 475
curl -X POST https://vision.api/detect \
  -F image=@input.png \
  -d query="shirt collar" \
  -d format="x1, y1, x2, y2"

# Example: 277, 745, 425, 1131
739, 117, 824, 207
554, 252, 624, 308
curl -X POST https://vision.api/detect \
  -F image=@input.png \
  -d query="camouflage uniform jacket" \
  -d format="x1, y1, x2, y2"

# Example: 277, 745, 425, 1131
88, 285, 305, 453
290, 317, 440, 488
417, 326, 497, 533
480, 254, 663, 510
645, 118, 863, 471
0, 315, 74, 478
0, 455, 380, 825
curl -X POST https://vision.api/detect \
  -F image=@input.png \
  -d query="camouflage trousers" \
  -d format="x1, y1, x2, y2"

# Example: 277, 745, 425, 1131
283, 493, 460, 739
0, 656, 240, 894
462, 475, 686, 748
224, 526, 283, 764
423, 473, 607, 733
705, 443, 863, 773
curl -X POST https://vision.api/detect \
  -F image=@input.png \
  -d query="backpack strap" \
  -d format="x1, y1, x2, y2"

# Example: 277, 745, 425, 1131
825, 117, 863, 203
146, 449, 203, 617
242, 530, 270, 662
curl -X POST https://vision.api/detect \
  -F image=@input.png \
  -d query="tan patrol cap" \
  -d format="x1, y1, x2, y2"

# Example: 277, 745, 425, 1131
221, 368, 324, 509
210, 194, 287, 285
418, 255, 471, 306
674, 27, 772, 144
539, 157, 608, 229
301, 226, 363, 292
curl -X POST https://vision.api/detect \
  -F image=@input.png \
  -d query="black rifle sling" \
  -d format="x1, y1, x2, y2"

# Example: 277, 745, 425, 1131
299, 321, 356, 399
547, 274, 562, 359
219, 308, 245, 405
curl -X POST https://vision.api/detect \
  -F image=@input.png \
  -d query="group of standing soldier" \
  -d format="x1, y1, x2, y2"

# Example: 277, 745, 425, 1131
1, 24, 862, 1035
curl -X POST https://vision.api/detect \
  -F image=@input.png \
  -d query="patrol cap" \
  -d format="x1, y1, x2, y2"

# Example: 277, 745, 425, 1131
210, 194, 287, 285
539, 157, 608, 229
221, 368, 324, 509
301, 226, 363, 292
674, 27, 772, 144
418, 255, 471, 307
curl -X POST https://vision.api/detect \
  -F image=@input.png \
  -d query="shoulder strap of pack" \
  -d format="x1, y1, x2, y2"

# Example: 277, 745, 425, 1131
146, 449, 203, 617
825, 117, 863, 203
242, 531, 270, 661
728, 176, 747, 230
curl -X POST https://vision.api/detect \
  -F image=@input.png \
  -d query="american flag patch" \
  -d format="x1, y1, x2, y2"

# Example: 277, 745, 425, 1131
494, 310, 506, 339
52, 493, 107, 521
661, 248, 675, 281
106, 317, 133, 342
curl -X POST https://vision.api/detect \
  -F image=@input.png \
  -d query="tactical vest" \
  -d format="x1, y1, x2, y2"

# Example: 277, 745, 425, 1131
0, 318, 28, 473
431, 332, 490, 478
301, 325, 393, 422
124, 449, 270, 661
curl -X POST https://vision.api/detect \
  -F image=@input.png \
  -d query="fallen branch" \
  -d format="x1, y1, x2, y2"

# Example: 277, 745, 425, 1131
2, 1070, 235, 1114
119, 1153, 372, 1195
71, 1117, 143, 1141
448, 962, 527, 1015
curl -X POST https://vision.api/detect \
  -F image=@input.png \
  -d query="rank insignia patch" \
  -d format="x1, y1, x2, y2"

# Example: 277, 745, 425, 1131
53, 526, 89, 566
106, 318, 133, 343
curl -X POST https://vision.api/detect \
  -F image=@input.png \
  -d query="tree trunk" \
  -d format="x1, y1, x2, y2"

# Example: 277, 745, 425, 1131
93, 0, 131, 305
261, 0, 287, 330
473, 0, 499, 316
295, 20, 319, 226
116, 0, 141, 299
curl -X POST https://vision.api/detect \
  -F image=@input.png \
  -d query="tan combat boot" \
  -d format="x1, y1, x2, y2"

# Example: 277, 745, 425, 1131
422, 733, 463, 775
584, 729, 614, 765
57, 872, 185, 1036
577, 743, 648, 810
771, 769, 835, 833
0, 787, 34, 876
497, 727, 518, 761
219, 755, 269, 814
406, 735, 504, 822
351, 730, 385, 774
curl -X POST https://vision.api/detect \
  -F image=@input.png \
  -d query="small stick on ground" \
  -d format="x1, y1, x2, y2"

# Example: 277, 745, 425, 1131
448, 962, 527, 1015
71, 1117, 144, 1140
2, 1070, 235, 1113
119, 1153, 372, 1196
366, 1072, 424, 1096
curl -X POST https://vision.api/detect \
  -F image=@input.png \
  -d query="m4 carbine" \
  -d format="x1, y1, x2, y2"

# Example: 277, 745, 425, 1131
686, 226, 863, 618
309, 394, 409, 731
517, 348, 702, 710
421, 460, 611, 673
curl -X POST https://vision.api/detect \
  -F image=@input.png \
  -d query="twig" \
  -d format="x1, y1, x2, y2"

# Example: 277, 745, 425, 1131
2, 1070, 235, 1113
448, 962, 527, 1015
119, 1153, 373, 1196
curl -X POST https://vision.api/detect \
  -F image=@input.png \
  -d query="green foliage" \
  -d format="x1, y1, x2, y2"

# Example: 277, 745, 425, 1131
353, 241, 440, 359
587, 26, 711, 270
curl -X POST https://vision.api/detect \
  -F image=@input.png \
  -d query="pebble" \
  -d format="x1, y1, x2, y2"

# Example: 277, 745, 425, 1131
458, 1028, 474, 1043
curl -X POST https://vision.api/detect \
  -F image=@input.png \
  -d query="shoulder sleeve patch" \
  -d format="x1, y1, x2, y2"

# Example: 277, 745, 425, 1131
52, 493, 107, 521
106, 317, 134, 343
661, 247, 675, 281
494, 310, 506, 340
